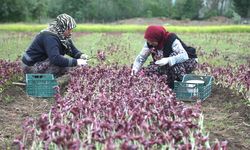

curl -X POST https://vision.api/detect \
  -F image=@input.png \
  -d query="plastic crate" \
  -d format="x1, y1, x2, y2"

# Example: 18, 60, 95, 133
26, 74, 58, 97
174, 74, 213, 101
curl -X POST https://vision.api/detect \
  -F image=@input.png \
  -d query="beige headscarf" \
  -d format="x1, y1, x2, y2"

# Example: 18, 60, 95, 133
42, 13, 77, 50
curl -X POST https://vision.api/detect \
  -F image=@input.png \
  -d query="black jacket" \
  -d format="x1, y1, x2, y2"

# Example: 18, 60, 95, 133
22, 31, 82, 67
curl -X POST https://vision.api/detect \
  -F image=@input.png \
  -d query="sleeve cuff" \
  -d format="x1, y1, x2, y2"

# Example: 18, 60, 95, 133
69, 58, 78, 67
169, 57, 174, 66
75, 52, 82, 59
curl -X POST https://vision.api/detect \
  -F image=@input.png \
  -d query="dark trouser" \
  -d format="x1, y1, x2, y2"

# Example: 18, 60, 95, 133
22, 59, 70, 78
161, 58, 197, 88
147, 58, 198, 89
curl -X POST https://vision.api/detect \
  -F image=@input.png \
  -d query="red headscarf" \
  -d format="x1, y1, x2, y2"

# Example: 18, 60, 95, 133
144, 25, 171, 50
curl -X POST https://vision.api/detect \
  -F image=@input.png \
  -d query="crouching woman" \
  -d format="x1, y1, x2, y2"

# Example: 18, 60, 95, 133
21, 13, 88, 78
131, 25, 198, 88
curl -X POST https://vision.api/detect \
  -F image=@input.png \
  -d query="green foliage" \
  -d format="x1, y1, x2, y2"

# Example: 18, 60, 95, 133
232, 12, 242, 24
170, 0, 201, 20
0, 0, 243, 23
47, 0, 64, 18
0, 0, 48, 23
2, 95, 14, 104
0, 0, 30, 22
1, 24, 250, 33
144, 0, 172, 18
60, 0, 87, 22
171, 0, 186, 19
182, 0, 202, 19
204, 9, 219, 19
233, 0, 250, 18
0, 31, 249, 67
31, 0, 49, 23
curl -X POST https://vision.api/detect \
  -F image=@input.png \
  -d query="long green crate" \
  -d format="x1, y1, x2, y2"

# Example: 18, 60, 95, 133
26, 74, 58, 97
174, 74, 213, 101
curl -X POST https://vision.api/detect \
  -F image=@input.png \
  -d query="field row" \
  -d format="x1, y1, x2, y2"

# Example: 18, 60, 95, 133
0, 24, 250, 33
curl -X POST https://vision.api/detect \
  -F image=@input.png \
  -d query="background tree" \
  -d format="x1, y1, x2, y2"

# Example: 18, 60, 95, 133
233, 0, 250, 18
60, 0, 87, 22
31, 0, 48, 23
47, 0, 64, 19
183, 0, 202, 19
0, 0, 30, 22
171, 0, 186, 19
0, 0, 248, 23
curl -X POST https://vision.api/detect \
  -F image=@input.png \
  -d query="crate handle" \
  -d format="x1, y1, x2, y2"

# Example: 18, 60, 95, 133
33, 75, 44, 79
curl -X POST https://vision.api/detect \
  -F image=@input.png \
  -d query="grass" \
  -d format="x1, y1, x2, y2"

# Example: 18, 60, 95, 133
0, 24, 250, 33
2, 95, 14, 104
0, 31, 249, 66
0, 29, 249, 149
0, 32, 33, 60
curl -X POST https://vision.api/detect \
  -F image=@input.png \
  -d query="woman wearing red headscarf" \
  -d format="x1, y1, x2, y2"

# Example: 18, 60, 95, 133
131, 25, 198, 88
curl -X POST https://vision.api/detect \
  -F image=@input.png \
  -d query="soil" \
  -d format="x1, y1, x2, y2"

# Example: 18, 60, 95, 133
0, 17, 249, 149
0, 85, 54, 149
0, 82, 249, 149
111, 16, 236, 26
202, 85, 250, 150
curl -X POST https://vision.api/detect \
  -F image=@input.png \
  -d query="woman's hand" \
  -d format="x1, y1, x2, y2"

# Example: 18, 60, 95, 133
77, 59, 88, 66
80, 54, 89, 60
155, 57, 170, 66
131, 68, 138, 76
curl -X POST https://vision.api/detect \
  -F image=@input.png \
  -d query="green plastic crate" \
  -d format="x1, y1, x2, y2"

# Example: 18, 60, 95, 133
26, 74, 58, 97
174, 74, 213, 101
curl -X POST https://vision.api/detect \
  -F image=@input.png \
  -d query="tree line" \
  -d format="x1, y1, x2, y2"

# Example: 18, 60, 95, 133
0, 0, 249, 23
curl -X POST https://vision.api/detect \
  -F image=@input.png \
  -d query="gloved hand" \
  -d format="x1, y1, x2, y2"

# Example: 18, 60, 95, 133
131, 68, 138, 76
77, 59, 88, 66
155, 57, 171, 66
80, 54, 88, 60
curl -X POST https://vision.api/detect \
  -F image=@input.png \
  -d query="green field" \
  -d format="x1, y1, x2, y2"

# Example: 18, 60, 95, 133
0, 27, 250, 149
0, 24, 250, 33
0, 31, 249, 67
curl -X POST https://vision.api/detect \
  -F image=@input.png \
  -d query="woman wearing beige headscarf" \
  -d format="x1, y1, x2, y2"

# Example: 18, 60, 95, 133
21, 13, 88, 77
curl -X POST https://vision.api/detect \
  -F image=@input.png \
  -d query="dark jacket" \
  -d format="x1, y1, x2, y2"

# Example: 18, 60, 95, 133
148, 33, 197, 62
22, 31, 82, 67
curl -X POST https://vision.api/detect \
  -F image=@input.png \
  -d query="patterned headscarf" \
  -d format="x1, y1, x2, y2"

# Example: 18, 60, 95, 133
144, 25, 171, 50
41, 13, 77, 50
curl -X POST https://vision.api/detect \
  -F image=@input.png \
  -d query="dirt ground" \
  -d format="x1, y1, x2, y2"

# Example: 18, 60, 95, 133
112, 16, 236, 25
0, 82, 249, 149
202, 85, 250, 150
0, 17, 249, 149
0, 85, 53, 149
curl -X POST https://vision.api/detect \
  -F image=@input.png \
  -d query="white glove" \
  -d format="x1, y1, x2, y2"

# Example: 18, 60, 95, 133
155, 57, 171, 66
131, 68, 138, 76
80, 54, 88, 60
77, 59, 88, 66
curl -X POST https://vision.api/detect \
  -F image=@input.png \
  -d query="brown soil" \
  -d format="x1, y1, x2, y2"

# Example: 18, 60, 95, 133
0, 85, 54, 149
112, 16, 235, 26
202, 85, 250, 150
0, 83, 249, 149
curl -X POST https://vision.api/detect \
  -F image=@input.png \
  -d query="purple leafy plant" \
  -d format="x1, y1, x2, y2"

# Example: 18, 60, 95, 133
14, 64, 227, 149
197, 62, 250, 99
0, 59, 22, 93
